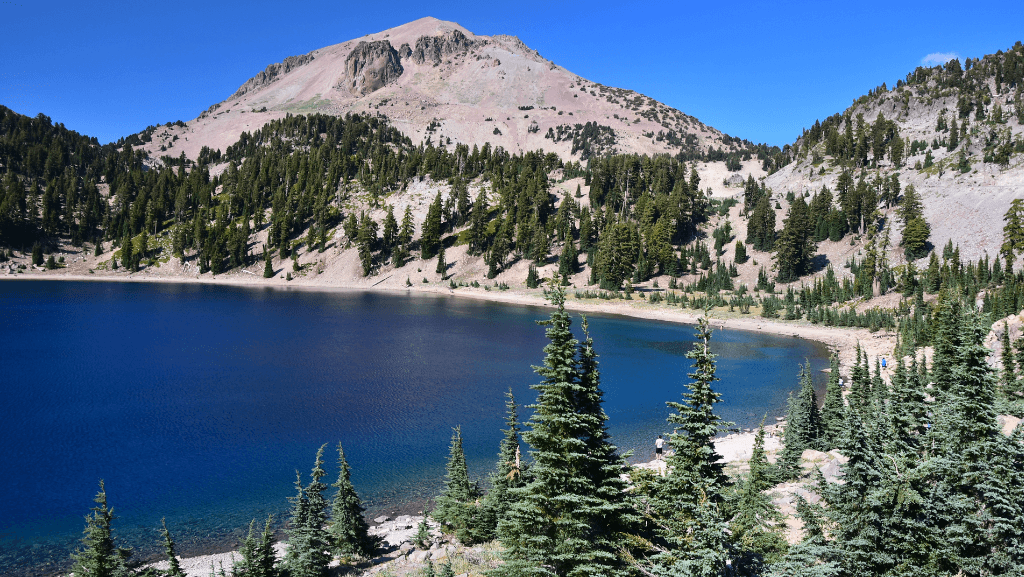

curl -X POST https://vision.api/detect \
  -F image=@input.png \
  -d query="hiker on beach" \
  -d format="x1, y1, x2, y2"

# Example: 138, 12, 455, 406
655, 435, 664, 460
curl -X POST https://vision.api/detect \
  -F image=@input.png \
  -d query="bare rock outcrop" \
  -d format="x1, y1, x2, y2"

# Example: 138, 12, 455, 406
342, 40, 404, 96
232, 53, 314, 98
411, 30, 474, 66
490, 34, 542, 59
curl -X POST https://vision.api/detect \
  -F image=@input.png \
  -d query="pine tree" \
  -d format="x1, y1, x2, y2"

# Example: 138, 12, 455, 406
415, 513, 433, 550
161, 518, 186, 577
329, 443, 378, 559
233, 515, 278, 577
924, 304, 1024, 574
557, 236, 578, 283
730, 420, 788, 574
775, 197, 815, 283
649, 313, 731, 577
747, 194, 776, 252
525, 264, 540, 288
495, 286, 638, 577
357, 214, 378, 277
343, 213, 358, 243
283, 445, 331, 577
454, 177, 470, 226
400, 206, 415, 248
888, 356, 927, 454
530, 222, 549, 265
1000, 321, 1017, 400
848, 345, 870, 409
70, 481, 131, 577
382, 205, 399, 256
818, 409, 889, 575
819, 353, 846, 449
778, 362, 823, 479
734, 240, 748, 264
263, 245, 274, 278
468, 188, 489, 256
764, 495, 841, 577
121, 234, 135, 272
435, 243, 447, 277
421, 193, 443, 260
476, 389, 527, 542
434, 426, 478, 544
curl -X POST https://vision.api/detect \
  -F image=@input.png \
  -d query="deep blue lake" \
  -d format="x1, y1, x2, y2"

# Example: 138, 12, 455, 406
0, 280, 828, 575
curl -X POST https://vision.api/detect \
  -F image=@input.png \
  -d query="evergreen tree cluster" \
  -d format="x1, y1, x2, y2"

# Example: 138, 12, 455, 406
771, 295, 1024, 576
70, 442, 379, 577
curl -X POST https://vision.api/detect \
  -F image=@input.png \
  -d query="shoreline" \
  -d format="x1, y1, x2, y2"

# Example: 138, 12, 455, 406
1, 271, 897, 373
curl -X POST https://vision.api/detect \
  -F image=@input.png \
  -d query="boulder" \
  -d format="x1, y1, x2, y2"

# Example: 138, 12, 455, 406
374, 515, 391, 524
408, 550, 431, 563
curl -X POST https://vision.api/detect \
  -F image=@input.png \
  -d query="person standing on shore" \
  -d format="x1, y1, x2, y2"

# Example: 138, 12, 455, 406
655, 435, 664, 460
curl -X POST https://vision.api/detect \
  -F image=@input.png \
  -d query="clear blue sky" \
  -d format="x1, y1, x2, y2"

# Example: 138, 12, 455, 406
1, 0, 1021, 147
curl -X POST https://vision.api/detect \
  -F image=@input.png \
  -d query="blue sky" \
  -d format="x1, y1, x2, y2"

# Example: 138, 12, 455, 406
1, 0, 1021, 147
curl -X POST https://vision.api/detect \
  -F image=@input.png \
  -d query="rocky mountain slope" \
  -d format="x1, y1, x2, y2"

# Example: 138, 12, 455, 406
136, 17, 744, 164
760, 44, 1024, 264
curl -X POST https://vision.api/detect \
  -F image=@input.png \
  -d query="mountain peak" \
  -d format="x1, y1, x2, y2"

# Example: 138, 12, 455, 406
139, 18, 741, 163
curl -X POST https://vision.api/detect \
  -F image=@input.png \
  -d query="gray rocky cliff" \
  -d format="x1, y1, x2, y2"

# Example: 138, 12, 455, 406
411, 30, 474, 66
232, 53, 315, 98
343, 40, 404, 96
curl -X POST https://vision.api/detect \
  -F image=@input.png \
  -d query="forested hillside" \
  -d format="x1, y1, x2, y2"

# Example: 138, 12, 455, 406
757, 41, 1024, 270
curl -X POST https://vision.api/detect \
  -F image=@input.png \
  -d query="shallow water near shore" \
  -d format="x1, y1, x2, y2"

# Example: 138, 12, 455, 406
0, 280, 828, 575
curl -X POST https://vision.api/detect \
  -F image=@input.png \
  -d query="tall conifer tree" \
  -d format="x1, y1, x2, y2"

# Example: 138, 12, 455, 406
730, 420, 788, 573
434, 426, 479, 543
476, 389, 527, 542
819, 354, 846, 449
495, 285, 637, 577
283, 445, 331, 577
649, 312, 731, 577
70, 481, 131, 577
329, 444, 377, 559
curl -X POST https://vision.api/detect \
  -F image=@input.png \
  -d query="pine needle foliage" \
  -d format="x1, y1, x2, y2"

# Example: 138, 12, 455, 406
475, 389, 527, 542
434, 426, 480, 543
282, 444, 331, 577
819, 353, 846, 449
328, 443, 378, 559
729, 420, 788, 574
648, 312, 732, 577
161, 518, 186, 577
70, 480, 132, 577
778, 361, 825, 480
773, 298, 1024, 575
495, 284, 638, 577
233, 515, 278, 577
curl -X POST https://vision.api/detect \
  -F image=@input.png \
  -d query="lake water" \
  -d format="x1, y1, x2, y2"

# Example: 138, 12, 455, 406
0, 280, 828, 575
